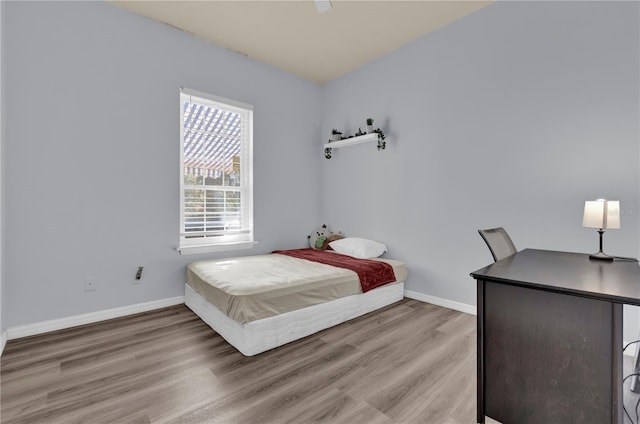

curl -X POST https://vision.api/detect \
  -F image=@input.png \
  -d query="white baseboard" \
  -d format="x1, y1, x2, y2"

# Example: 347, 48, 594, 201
6, 296, 185, 340
404, 289, 477, 315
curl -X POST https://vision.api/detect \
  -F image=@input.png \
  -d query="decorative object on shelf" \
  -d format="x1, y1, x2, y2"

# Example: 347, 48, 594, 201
582, 199, 620, 261
323, 129, 387, 159
331, 129, 342, 141
366, 118, 374, 133
355, 128, 366, 137
373, 128, 386, 150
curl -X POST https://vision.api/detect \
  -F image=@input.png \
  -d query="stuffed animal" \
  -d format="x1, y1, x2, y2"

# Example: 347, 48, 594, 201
308, 225, 345, 250
308, 224, 329, 249
324, 231, 345, 250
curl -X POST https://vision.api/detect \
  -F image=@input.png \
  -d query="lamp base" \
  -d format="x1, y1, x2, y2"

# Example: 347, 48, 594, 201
589, 251, 614, 261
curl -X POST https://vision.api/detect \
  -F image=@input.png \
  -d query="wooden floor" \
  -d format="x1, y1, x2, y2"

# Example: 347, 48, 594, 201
1, 299, 477, 424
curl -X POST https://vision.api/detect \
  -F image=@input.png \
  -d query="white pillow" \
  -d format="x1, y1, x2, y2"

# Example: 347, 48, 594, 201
329, 237, 387, 259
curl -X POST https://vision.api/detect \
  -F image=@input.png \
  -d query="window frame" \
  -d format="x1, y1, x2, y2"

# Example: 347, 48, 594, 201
178, 88, 255, 255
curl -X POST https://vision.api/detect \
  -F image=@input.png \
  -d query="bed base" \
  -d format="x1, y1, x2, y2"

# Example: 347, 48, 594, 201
184, 282, 404, 356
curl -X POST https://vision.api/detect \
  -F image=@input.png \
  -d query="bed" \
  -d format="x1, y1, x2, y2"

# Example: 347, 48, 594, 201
184, 248, 408, 356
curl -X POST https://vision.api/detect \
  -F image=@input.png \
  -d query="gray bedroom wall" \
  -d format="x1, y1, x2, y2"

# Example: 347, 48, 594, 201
0, 0, 5, 347
3, 1, 321, 328
320, 2, 639, 338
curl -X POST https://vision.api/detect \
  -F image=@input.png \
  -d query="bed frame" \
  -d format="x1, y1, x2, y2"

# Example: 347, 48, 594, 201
185, 281, 404, 356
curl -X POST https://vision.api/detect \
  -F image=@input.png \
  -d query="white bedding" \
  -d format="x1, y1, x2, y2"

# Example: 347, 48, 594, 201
184, 252, 407, 356
186, 253, 407, 323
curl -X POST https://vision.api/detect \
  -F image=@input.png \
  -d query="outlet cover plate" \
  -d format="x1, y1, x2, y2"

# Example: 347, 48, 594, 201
84, 278, 97, 292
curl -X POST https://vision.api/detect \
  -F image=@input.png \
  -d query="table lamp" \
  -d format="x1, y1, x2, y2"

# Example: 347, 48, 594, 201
582, 199, 620, 261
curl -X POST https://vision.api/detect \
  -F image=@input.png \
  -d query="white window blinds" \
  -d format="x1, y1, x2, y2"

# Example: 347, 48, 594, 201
179, 89, 253, 248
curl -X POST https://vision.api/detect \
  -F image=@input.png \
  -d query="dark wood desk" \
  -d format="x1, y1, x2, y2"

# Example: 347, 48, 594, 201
471, 249, 640, 424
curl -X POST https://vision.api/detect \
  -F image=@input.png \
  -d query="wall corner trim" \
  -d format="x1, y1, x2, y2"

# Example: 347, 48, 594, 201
404, 289, 477, 315
6, 296, 185, 340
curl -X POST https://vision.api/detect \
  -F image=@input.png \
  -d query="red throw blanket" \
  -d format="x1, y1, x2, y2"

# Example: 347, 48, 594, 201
272, 248, 396, 293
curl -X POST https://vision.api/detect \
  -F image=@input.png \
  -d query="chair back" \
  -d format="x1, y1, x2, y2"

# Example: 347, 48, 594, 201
478, 227, 517, 262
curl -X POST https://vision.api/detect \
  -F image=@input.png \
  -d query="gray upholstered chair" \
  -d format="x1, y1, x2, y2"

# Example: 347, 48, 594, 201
478, 227, 517, 262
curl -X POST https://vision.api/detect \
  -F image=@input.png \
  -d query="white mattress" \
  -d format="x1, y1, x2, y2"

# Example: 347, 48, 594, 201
186, 254, 407, 323
185, 281, 404, 356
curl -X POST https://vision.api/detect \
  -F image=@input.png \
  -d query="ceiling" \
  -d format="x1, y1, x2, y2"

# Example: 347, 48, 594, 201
111, 0, 493, 84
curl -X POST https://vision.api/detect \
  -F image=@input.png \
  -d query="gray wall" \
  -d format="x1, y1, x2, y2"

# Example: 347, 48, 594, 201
320, 2, 639, 337
3, 1, 321, 328
3, 1, 639, 342
0, 0, 4, 341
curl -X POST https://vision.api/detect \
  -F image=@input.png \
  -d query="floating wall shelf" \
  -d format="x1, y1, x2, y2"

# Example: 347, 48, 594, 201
324, 132, 386, 159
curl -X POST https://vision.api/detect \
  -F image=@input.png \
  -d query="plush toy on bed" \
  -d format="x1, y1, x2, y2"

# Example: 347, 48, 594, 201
308, 224, 345, 250
308, 224, 328, 249
324, 231, 345, 250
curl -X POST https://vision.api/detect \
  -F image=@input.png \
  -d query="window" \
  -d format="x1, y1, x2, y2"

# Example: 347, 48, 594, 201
179, 88, 254, 254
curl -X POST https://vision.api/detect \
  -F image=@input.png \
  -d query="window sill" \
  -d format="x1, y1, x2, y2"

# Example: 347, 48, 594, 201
177, 241, 258, 255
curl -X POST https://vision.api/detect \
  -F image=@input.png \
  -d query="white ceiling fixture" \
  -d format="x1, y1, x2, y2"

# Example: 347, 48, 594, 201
110, 1, 493, 84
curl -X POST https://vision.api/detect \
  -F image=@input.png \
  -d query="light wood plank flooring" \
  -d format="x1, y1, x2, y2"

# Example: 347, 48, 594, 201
1, 299, 476, 424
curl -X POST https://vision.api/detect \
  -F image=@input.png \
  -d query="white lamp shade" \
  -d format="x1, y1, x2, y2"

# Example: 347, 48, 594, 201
583, 200, 620, 229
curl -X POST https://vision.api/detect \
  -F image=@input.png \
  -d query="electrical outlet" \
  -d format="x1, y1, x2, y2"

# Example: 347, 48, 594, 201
84, 277, 97, 292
